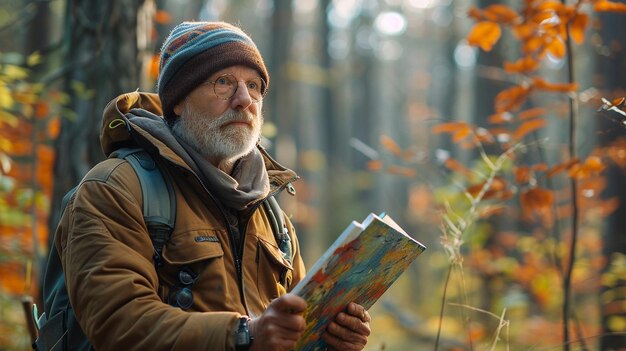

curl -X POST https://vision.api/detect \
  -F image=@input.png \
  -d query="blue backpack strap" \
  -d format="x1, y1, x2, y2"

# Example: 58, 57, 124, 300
110, 147, 176, 267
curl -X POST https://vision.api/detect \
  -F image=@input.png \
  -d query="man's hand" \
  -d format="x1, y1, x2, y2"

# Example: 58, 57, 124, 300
249, 294, 307, 351
322, 302, 371, 351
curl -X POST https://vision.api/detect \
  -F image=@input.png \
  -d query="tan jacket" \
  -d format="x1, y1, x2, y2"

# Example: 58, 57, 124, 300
56, 92, 305, 350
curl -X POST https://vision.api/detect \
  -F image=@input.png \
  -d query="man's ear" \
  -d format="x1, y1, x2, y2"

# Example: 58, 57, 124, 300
173, 101, 183, 116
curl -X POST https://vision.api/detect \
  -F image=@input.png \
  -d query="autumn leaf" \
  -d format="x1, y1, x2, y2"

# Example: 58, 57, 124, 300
547, 37, 566, 58
536, 1, 566, 14
26, 51, 42, 67
520, 187, 554, 225
594, 0, 626, 13
514, 166, 531, 184
47, 117, 61, 139
512, 22, 535, 40
452, 127, 472, 143
513, 118, 547, 140
522, 35, 546, 55
547, 158, 580, 178
488, 112, 513, 124
467, 6, 484, 20
467, 21, 502, 51
504, 56, 540, 73
155, 10, 172, 24
367, 160, 383, 171
34, 102, 49, 118
466, 176, 511, 200
380, 135, 402, 156
532, 77, 578, 93
611, 97, 625, 106
386, 165, 416, 178
433, 121, 472, 134
444, 158, 473, 178
495, 85, 531, 113
599, 97, 626, 116
569, 156, 605, 179
149, 54, 160, 80
483, 4, 519, 24
570, 13, 589, 44
518, 107, 546, 120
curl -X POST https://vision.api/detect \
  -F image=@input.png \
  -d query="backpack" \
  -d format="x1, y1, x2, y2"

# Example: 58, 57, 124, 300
32, 147, 292, 351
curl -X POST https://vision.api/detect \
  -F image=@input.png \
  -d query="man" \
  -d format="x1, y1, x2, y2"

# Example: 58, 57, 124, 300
56, 21, 371, 350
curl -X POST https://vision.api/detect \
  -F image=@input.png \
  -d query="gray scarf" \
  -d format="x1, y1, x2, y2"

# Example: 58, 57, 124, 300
127, 109, 270, 211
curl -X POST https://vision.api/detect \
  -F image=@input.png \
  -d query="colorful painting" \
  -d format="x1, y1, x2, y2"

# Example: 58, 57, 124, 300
291, 213, 426, 351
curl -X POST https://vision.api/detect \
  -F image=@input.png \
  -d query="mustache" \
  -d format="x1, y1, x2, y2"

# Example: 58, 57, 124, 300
218, 109, 255, 124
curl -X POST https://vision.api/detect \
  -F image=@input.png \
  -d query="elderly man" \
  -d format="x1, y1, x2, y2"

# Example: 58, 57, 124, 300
54, 21, 371, 350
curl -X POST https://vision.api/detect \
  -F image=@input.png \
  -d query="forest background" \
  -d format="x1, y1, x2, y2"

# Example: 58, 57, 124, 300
1, 0, 625, 350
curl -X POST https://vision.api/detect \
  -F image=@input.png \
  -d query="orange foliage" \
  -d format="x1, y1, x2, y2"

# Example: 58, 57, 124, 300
483, 4, 519, 23
467, 21, 502, 51
504, 56, 540, 73
386, 165, 416, 178
512, 118, 547, 140
48, 117, 61, 139
466, 176, 512, 200
569, 155, 605, 179
514, 165, 531, 184
380, 135, 402, 156
149, 54, 160, 81
154, 10, 172, 24
433, 122, 475, 143
594, 0, 626, 13
547, 158, 580, 178
570, 13, 589, 44
494, 85, 531, 113
366, 159, 383, 171
518, 107, 546, 120
520, 187, 554, 226
532, 77, 578, 92
443, 158, 474, 179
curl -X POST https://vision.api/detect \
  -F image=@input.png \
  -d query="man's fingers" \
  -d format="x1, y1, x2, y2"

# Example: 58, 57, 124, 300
273, 312, 306, 332
271, 293, 307, 313
348, 302, 371, 323
335, 312, 371, 336
322, 323, 366, 351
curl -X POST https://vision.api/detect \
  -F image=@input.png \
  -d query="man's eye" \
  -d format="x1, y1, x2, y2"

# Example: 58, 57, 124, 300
216, 77, 229, 85
247, 81, 259, 91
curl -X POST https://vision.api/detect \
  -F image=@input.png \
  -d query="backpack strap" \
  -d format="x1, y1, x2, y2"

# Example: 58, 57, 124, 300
110, 147, 176, 267
263, 195, 293, 265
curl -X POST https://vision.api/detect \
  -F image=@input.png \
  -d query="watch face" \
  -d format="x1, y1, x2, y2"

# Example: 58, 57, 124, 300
235, 317, 252, 350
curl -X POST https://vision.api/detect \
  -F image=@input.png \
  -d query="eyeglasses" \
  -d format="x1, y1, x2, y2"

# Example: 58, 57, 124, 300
203, 74, 266, 102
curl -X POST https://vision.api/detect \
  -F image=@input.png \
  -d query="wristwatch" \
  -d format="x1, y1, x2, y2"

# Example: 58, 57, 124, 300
234, 316, 253, 351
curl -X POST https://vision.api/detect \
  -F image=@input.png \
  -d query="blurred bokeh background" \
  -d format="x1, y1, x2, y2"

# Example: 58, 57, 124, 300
1, 0, 626, 350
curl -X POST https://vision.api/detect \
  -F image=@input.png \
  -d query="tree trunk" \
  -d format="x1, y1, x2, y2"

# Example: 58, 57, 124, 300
596, 6, 626, 350
49, 0, 155, 237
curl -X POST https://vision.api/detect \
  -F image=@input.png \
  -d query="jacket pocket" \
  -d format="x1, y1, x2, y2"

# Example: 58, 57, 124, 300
256, 237, 293, 299
159, 230, 227, 304
162, 230, 224, 265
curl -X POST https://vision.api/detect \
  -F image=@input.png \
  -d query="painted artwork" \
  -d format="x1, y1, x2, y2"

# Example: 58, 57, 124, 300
290, 213, 426, 351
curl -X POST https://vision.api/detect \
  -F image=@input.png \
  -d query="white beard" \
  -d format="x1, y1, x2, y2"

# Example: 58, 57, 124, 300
171, 102, 263, 167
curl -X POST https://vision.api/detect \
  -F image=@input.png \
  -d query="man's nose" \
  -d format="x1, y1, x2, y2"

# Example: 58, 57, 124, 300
230, 81, 253, 110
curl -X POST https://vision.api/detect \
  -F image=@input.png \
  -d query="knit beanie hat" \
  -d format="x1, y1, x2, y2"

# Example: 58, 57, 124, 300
157, 21, 269, 121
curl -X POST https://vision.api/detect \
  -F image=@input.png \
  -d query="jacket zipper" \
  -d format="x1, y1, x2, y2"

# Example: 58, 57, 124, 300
238, 176, 299, 252
173, 164, 250, 313
174, 164, 297, 315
